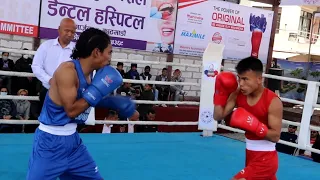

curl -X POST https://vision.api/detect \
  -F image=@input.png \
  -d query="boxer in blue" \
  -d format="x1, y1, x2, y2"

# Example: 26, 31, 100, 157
26, 28, 139, 180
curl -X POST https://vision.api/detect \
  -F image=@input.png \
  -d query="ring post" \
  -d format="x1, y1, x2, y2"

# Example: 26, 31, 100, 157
297, 81, 318, 150
198, 42, 225, 137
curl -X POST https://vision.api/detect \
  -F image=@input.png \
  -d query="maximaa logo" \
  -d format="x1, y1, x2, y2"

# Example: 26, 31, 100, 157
181, 30, 205, 39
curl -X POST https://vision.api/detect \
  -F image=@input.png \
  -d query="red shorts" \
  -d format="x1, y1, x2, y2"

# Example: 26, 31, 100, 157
233, 149, 278, 180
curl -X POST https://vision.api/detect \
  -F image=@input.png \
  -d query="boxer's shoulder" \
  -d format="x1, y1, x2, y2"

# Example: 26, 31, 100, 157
54, 62, 77, 84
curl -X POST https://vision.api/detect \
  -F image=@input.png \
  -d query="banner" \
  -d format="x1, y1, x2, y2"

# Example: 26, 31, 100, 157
0, 0, 40, 37
39, 0, 178, 53
173, 0, 274, 63
280, 0, 320, 5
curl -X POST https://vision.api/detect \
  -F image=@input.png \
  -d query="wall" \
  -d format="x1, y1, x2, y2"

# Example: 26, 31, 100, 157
0, 33, 243, 97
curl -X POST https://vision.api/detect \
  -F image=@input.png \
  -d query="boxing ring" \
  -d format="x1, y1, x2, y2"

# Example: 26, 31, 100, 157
0, 47, 320, 180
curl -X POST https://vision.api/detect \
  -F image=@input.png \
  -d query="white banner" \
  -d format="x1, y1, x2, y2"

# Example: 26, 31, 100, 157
281, 0, 320, 5
198, 42, 224, 131
174, 0, 274, 63
39, 0, 178, 53
0, 0, 40, 37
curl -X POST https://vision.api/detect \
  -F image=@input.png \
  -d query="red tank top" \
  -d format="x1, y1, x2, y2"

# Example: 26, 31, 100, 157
236, 88, 279, 140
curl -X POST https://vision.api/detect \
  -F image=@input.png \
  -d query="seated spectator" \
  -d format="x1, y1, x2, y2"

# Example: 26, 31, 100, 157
155, 68, 170, 103
136, 84, 155, 118
311, 133, 320, 163
298, 131, 319, 158
0, 87, 18, 133
126, 63, 140, 80
170, 69, 185, 105
276, 125, 297, 155
136, 109, 156, 132
13, 49, 36, 95
116, 62, 125, 78
0, 52, 15, 93
13, 89, 31, 120
116, 82, 138, 98
102, 110, 119, 134
140, 66, 152, 80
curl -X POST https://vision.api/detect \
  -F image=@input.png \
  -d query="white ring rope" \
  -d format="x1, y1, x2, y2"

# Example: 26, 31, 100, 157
1, 119, 319, 154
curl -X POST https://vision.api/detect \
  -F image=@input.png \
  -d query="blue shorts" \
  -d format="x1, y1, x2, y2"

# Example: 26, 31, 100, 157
26, 128, 103, 180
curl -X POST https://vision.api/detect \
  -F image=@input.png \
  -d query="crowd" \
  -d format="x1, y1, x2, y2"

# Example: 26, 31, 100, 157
276, 125, 320, 163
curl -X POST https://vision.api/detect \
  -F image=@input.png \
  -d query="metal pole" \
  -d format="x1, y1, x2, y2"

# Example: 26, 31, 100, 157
307, 11, 320, 77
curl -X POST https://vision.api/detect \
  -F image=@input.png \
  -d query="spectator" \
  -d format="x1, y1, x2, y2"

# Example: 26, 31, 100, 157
102, 110, 119, 134
0, 52, 15, 93
140, 66, 152, 80
299, 131, 319, 158
116, 62, 125, 78
125, 63, 140, 80
117, 82, 136, 98
155, 68, 170, 102
31, 18, 76, 108
0, 87, 18, 133
170, 69, 185, 104
311, 134, 320, 163
276, 125, 298, 155
13, 49, 37, 95
136, 84, 155, 118
136, 109, 156, 132
13, 89, 31, 121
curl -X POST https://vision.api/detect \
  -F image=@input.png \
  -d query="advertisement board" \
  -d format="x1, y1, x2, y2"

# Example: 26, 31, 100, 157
174, 0, 274, 63
39, 0, 178, 53
0, 0, 40, 37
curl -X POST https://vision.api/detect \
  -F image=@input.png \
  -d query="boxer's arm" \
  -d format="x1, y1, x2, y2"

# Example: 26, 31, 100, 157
56, 64, 90, 118
214, 91, 238, 121
265, 97, 283, 143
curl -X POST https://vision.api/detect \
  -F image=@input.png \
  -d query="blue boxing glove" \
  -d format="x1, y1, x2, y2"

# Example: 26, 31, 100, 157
83, 66, 123, 107
97, 96, 136, 118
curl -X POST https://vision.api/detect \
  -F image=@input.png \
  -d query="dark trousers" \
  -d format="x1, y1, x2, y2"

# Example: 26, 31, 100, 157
39, 86, 48, 110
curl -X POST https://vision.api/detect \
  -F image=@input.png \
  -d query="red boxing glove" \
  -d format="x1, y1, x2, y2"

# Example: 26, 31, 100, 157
230, 107, 268, 138
214, 72, 238, 106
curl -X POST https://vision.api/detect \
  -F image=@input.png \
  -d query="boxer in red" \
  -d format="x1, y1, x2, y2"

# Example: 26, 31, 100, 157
213, 57, 283, 180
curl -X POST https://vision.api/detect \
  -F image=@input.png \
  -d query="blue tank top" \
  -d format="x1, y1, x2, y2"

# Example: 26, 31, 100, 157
38, 60, 92, 126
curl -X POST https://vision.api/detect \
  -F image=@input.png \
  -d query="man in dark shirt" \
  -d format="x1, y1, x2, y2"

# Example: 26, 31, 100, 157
276, 125, 298, 155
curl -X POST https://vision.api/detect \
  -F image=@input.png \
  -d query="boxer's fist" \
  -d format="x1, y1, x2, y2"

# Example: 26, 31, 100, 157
98, 96, 136, 119
230, 107, 268, 138
83, 66, 123, 106
214, 72, 238, 106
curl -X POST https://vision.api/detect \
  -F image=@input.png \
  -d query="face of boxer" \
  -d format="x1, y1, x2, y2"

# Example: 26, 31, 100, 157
237, 70, 262, 95
93, 44, 112, 68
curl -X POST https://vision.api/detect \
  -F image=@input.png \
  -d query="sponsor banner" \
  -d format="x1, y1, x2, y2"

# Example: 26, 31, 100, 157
39, 0, 178, 53
281, 0, 320, 5
0, 0, 40, 37
174, 0, 273, 63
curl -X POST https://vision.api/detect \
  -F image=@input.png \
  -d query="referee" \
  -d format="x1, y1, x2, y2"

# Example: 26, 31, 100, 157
32, 18, 76, 108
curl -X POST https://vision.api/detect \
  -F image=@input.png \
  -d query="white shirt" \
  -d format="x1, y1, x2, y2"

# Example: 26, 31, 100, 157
31, 37, 75, 89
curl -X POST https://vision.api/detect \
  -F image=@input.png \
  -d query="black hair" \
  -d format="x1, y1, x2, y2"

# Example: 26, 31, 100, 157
70, 28, 111, 60
147, 108, 155, 115
162, 68, 167, 71
108, 110, 118, 117
235, 57, 263, 74
117, 62, 123, 66
2, 52, 9, 55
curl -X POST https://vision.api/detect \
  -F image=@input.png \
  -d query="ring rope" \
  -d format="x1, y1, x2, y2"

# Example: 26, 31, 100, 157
2, 94, 319, 109
1, 119, 319, 154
